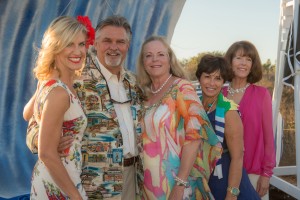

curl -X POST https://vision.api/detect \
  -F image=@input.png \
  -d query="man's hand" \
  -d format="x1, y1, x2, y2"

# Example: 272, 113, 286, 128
58, 135, 74, 157
256, 176, 270, 197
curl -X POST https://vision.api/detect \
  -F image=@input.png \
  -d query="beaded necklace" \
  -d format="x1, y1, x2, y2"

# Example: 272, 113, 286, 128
228, 83, 250, 97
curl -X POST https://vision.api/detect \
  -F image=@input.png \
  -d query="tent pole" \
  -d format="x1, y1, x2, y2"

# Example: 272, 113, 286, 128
293, 0, 300, 188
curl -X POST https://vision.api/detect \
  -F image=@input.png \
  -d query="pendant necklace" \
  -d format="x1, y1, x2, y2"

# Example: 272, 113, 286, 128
206, 98, 217, 114
228, 83, 250, 97
151, 74, 172, 94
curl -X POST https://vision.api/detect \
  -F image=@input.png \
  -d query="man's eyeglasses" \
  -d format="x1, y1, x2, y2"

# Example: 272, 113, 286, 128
105, 78, 132, 104
93, 58, 132, 104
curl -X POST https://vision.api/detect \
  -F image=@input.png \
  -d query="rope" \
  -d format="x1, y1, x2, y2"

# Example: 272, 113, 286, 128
59, 0, 74, 16
282, 23, 296, 89
104, 0, 115, 15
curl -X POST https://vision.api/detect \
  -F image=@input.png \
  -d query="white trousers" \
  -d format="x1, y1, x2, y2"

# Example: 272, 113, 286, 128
248, 174, 269, 200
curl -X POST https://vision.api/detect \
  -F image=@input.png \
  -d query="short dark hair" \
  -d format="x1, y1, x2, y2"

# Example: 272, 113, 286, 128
95, 15, 132, 41
195, 54, 232, 82
225, 41, 262, 83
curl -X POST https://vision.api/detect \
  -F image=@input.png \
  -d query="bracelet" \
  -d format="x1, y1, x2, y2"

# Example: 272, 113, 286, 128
174, 175, 190, 188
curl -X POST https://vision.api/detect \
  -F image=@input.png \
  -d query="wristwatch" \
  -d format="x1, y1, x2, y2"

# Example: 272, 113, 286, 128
227, 186, 240, 196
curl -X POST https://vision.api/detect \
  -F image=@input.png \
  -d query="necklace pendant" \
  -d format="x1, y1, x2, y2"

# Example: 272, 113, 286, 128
205, 98, 217, 114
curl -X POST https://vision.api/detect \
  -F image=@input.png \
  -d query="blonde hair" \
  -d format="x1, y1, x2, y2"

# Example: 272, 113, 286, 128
137, 36, 187, 97
33, 16, 87, 80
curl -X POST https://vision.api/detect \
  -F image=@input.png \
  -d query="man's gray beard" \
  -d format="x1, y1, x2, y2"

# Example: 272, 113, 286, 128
105, 55, 122, 68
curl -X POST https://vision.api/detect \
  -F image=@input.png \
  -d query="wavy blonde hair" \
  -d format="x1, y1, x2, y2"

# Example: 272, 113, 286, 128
137, 36, 187, 98
33, 16, 87, 81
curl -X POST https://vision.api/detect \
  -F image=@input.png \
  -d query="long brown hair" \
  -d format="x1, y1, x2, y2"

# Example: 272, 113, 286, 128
225, 40, 262, 83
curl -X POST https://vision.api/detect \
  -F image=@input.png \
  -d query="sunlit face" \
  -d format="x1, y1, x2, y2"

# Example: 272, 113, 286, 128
142, 40, 170, 79
55, 31, 87, 74
199, 70, 224, 98
94, 26, 130, 72
231, 49, 252, 79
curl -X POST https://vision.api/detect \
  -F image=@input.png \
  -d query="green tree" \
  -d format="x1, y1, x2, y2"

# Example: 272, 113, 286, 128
262, 59, 272, 80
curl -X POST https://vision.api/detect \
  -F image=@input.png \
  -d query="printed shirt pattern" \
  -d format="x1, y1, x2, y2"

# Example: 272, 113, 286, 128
140, 79, 222, 200
30, 79, 87, 200
74, 52, 143, 199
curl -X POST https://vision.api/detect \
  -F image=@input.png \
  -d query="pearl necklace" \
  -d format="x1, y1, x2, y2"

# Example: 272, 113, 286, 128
228, 83, 250, 96
151, 74, 172, 94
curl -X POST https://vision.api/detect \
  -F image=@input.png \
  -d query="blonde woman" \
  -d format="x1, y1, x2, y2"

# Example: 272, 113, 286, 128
137, 36, 222, 200
26, 16, 93, 199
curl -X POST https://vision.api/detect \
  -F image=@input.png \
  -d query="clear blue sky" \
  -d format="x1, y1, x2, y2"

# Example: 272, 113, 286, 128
171, 0, 281, 63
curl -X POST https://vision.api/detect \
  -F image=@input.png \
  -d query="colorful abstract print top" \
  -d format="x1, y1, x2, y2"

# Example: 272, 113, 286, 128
141, 79, 222, 200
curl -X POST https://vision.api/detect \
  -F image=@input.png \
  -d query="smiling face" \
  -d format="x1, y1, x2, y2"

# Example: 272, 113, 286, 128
231, 49, 253, 80
142, 40, 170, 80
199, 70, 224, 99
55, 31, 87, 74
94, 26, 130, 74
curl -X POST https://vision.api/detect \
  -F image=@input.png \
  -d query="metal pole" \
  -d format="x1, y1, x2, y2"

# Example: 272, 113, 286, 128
293, 0, 300, 188
272, 0, 285, 134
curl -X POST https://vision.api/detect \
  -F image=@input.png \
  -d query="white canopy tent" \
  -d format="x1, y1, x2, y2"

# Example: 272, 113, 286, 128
271, 0, 300, 198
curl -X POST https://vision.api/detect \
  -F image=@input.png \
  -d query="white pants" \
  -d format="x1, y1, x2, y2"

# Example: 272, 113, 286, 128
122, 165, 136, 200
248, 174, 269, 200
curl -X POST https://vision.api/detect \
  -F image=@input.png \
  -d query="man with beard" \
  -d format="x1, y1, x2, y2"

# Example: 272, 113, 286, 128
74, 15, 143, 199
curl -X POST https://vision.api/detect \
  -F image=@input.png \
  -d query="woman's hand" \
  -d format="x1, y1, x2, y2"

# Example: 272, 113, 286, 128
168, 185, 184, 200
256, 176, 270, 197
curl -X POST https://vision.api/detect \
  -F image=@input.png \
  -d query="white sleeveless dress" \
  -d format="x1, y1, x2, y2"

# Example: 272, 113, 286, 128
30, 79, 87, 200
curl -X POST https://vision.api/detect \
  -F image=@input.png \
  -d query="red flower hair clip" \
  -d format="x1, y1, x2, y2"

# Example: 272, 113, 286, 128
77, 16, 95, 47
